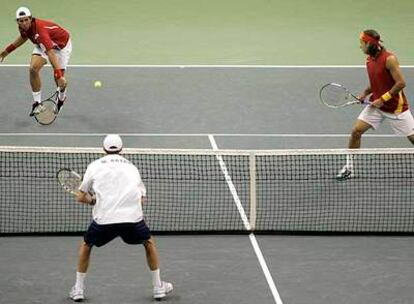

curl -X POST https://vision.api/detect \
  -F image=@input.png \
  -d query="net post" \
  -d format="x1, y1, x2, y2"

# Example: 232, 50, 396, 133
249, 152, 257, 231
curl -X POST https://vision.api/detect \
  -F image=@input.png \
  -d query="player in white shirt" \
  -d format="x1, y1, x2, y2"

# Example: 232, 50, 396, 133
69, 134, 173, 302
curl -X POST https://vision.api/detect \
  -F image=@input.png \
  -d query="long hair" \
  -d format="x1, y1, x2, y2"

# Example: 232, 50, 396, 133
363, 29, 384, 56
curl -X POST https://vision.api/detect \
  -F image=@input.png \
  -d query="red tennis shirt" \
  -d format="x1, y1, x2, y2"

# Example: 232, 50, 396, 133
19, 18, 70, 51
366, 50, 408, 114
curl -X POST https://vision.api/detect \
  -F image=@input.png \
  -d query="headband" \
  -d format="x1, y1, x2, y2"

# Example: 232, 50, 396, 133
360, 32, 380, 45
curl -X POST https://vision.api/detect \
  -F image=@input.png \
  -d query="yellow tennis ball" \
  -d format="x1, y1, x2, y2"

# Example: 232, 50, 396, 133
94, 80, 102, 88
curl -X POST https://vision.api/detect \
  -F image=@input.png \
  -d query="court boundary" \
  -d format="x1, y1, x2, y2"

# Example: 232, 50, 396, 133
1, 64, 414, 68
0, 133, 404, 137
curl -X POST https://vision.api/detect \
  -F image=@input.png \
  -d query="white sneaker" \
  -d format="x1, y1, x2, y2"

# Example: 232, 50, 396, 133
153, 281, 173, 300
33, 104, 44, 115
69, 285, 85, 302
336, 166, 354, 181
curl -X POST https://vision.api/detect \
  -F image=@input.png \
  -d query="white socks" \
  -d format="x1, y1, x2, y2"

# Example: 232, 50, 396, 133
346, 154, 354, 170
32, 91, 41, 103
75, 272, 86, 290
58, 87, 66, 101
151, 269, 162, 287
33, 89, 66, 103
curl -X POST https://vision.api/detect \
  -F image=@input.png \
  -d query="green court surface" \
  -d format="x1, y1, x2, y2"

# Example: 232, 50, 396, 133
1, 0, 413, 65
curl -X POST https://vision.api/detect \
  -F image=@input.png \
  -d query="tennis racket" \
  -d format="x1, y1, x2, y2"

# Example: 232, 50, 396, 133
319, 83, 365, 108
33, 91, 58, 125
56, 168, 82, 195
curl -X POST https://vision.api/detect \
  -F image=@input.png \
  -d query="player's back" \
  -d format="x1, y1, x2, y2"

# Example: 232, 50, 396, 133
88, 154, 145, 224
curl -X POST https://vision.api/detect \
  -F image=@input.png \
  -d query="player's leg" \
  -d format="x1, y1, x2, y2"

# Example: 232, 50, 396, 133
77, 241, 92, 273
336, 119, 372, 180
70, 221, 114, 302
144, 237, 160, 271
121, 220, 173, 299
28, 54, 47, 116
387, 109, 414, 145
70, 241, 92, 302
55, 39, 72, 112
402, 110, 414, 145
29, 54, 46, 92
143, 238, 173, 300
337, 107, 381, 181
348, 119, 372, 149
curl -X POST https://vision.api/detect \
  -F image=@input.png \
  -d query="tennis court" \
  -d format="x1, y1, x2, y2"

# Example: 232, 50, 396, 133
1, 65, 413, 304
1, 1, 414, 304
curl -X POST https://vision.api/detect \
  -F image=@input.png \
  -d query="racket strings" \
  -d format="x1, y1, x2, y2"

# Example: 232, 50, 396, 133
321, 86, 350, 106
35, 100, 57, 125
58, 171, 81, 193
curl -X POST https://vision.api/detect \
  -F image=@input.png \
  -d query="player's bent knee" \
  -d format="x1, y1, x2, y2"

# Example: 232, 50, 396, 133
351, 128, 364, 139
143, 237, 156, 247
29, 65, 42, 74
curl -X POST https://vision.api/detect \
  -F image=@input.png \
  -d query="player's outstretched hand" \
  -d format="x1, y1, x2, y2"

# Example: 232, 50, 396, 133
0, 50, 8, 62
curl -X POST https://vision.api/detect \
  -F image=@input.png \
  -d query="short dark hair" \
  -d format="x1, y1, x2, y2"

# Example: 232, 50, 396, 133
363, 29, 384, 56
103, 148, 121, 154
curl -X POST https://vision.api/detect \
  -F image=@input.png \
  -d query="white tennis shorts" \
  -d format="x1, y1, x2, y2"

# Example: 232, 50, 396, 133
32, 38, 72, 70
358, 105, 414, 136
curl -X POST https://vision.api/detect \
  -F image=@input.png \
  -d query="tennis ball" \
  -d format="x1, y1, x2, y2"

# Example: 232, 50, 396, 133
94, 80, 102, 88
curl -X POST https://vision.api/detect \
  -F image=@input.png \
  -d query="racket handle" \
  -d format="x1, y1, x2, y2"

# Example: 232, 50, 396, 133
70, 190, 81, 196
356, 97, 367, 105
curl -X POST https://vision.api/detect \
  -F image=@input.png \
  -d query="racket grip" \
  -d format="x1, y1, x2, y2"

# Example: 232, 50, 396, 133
356, 97, 367, 104
70, 190, 80, 196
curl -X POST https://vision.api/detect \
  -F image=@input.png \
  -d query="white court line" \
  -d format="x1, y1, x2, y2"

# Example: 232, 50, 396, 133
1, 64, 414, 68
0, 133, 403, 137
208, 134, 283, 304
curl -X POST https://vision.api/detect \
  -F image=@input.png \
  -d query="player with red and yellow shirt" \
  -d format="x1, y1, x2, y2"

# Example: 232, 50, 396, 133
0, 7, 72, 116
337, 29, 414, 180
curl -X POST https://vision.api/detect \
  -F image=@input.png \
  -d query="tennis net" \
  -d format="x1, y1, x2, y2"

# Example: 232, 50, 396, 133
1, 146, 413, 234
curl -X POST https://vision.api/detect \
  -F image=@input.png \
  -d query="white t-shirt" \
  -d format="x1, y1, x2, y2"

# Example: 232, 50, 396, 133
79, 154, 146, 225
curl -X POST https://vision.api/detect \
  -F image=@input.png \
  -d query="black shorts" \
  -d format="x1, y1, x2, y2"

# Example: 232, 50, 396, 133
84, 220, 151, 247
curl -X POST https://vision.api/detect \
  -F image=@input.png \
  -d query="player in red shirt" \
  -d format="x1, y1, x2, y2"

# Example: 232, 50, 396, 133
337, 29, 414, 180
0, 7, 72, 116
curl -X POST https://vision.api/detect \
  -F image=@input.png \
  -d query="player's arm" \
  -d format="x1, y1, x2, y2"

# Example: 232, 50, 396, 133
75, 190, 96, 205
76, 165, 96, 205
371, 55, 405, 108
386, 55, 406, 95
0, 36, 27, 62
136, 169, 146, 204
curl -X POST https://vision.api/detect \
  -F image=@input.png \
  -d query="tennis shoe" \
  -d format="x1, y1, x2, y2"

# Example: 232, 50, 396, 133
153, 281, 173, 300
57, 96, 66, 113
29, 101, 40, 117
336, 166, 354, 181
69, 285, 84, 302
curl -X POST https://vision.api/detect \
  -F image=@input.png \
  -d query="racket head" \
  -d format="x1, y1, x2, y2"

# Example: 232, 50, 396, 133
56, 168, 82, 195
319, 83, 360, 108
34, 99, 58, 125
